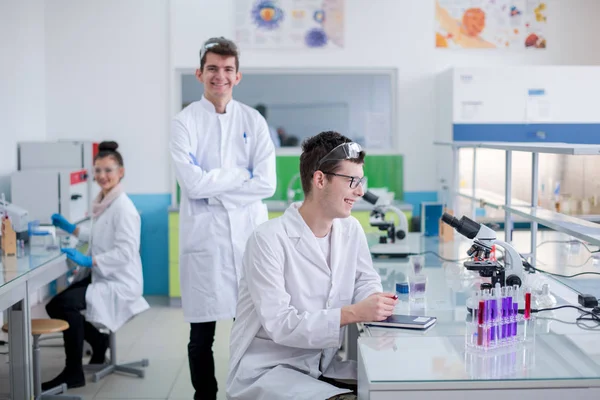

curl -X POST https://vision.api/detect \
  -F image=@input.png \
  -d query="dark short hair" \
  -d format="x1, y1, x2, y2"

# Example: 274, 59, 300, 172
200, 37, 240, 71
299, 131, 365, 196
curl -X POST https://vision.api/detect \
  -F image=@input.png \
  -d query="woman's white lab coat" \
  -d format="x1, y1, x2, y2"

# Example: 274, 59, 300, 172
74, 193, 149, 332
169, 97, 276, 323
226, 203, 383, 400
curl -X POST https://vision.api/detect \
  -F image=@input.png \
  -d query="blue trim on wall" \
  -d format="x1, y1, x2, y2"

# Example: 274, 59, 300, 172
454, 123, 600, 143
129, 194, 171, 296
403, 191, 438, 217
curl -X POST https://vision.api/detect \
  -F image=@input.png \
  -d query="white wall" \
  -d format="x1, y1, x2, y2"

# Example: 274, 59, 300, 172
0, 0, 46, 200
4, 0, 600, 197
44, 0, 170, 194
172, 0, 600, 193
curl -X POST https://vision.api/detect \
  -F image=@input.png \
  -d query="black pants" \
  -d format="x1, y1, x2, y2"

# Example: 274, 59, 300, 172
319, 375, 358, 394
188, 321, 218, 400
45, 275, 106, 373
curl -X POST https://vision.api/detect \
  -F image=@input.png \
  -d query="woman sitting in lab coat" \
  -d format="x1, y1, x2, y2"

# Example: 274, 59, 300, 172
43, 141, 149, 390
227, 131, 398, 400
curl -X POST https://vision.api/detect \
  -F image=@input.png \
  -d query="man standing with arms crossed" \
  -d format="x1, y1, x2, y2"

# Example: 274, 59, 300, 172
169, 37, 276, 400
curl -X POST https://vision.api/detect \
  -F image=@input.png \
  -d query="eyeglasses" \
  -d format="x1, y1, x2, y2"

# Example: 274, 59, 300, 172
321, 172, 366, 189
317, 142, 363, 169
94, 167, 119, 175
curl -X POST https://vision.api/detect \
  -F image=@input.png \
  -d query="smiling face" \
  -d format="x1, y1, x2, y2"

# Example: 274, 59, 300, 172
196, 52, 241, 103
94, 156, 124, 194
317, 160, 365, 219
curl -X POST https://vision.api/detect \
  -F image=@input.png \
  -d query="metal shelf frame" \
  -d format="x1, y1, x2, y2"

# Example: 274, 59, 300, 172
435, 141, 600, 266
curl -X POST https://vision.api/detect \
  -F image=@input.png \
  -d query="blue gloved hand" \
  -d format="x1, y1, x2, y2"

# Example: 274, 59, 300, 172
247, 168, 253, 179
62, 248, 93, 268
189, 152, 200, 167
51, 213, 76, 234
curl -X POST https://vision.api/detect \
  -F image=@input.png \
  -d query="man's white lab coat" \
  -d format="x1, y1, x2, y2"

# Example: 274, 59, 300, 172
227, 203, 382, 400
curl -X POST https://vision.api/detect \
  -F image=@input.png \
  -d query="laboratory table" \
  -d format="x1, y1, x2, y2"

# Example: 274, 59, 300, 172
357, 231, 600, 399
1, 247, 76, 399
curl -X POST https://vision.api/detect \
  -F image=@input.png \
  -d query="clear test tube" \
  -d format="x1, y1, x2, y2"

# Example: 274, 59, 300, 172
513, 284, 520, 312
472, 290, 480, 322
494, 283, 502, 324
512, 303, 518, 338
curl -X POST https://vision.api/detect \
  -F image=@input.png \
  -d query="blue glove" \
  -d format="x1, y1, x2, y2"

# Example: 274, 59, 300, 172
189, 152, 200, 167
62, 248, 93, 268
51, 213, 76, 234
247, 168, 253, 179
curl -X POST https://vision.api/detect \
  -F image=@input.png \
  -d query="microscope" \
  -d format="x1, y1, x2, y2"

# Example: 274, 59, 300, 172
363, 191, 412, 257
441, 213, 525, 290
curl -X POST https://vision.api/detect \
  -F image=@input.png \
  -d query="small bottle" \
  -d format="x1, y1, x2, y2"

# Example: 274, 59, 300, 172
395, 282, 410, 303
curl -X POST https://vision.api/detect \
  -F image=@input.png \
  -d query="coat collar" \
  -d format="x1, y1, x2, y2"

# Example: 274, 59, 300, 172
282, 203, 348, 276
200, 95, 235, 114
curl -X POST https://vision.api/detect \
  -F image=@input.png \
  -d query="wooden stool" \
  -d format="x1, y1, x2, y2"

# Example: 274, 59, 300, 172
3, 319, 82, 400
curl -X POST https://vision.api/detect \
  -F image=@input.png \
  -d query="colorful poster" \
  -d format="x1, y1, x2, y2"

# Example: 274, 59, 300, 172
235, 0, 344, 49
435, 0, 547, 49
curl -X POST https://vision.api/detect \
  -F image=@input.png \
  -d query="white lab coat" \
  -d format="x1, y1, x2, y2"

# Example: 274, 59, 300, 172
170, 96, 276, 323
74, 193, 149, 332
227, 203, 382, 400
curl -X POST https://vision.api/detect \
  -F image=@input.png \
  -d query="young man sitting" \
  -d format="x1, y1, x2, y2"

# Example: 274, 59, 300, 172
226, 131, 398, 400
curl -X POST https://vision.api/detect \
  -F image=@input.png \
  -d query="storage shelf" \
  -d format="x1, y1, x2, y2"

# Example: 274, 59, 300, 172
440, 140, 600, 255
506, 206, 600, 246
434, 141, 600, 155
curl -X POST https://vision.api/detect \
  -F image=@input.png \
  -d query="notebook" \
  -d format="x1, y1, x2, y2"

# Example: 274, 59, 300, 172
365, 314, 437, 330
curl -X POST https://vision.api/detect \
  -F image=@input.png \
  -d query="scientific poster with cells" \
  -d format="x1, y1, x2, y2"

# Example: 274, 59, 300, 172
235, 0, 344, 49
435, 0, 547, 49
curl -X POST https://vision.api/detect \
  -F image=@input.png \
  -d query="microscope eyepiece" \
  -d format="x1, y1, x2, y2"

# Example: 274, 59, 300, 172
441, 212, 481, 239
441, 213, 460, 228
362, 191, 379, 205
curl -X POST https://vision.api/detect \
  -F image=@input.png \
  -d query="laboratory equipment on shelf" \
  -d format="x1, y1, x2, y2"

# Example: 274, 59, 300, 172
28, 221, 58, 255
364, 190, 412, 257
11, 169, 90, 224
0, 194, 30, 238
1, 195, 17, 257
18, 140, 100, 205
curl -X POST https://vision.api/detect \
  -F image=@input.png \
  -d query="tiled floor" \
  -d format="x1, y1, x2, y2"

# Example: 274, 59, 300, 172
0, 297, 233, 399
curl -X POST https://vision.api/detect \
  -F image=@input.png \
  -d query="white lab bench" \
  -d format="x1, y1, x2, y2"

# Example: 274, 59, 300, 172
357, 231, 600, 399
1, 246, 78, 399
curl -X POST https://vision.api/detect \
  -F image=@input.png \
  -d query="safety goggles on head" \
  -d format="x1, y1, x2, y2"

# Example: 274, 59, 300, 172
316, 142, 363, 169
200, 37, 237, 60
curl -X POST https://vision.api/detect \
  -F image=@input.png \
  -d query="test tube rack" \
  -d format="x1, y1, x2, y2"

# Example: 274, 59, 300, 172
466, 315, 536, 351
464, 340, 536, 379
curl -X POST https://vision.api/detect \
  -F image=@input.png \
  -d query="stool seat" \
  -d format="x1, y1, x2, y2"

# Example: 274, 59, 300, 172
2, 318, 69, 335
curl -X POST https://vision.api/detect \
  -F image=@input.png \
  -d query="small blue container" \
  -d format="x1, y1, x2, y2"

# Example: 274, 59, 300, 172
396, 282, 410, 294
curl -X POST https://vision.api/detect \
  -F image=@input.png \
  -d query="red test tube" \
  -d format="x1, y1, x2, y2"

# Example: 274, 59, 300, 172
524, 288, 532, 320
